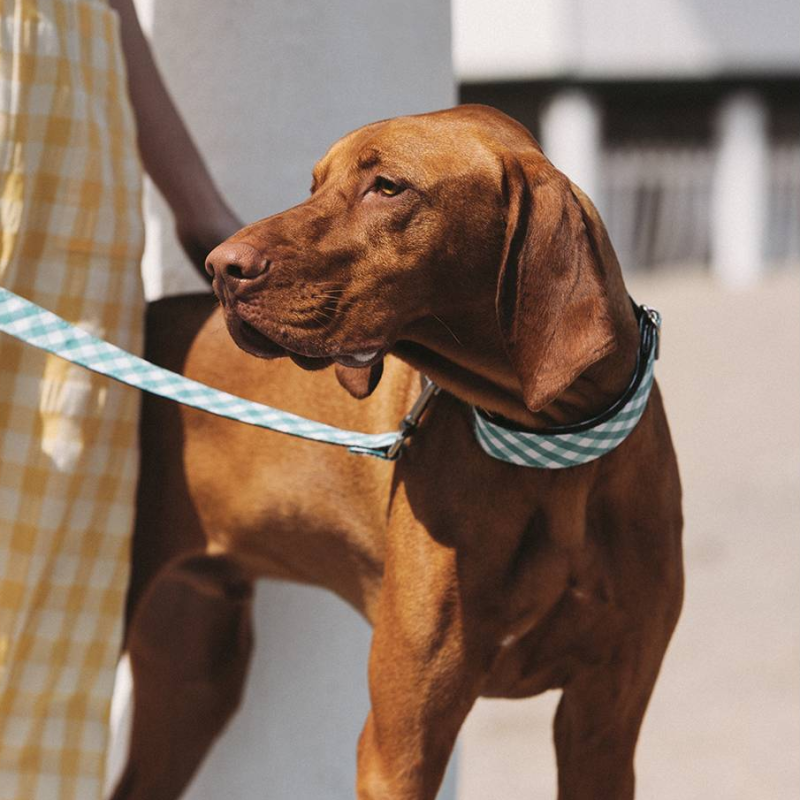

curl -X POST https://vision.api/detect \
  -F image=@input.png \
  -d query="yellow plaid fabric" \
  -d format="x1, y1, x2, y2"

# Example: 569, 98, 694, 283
0, 1, 144, 797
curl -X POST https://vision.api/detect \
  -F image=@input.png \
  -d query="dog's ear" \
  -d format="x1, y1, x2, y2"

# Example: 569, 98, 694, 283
335, 361, 384, 399
496, 154, 616, 412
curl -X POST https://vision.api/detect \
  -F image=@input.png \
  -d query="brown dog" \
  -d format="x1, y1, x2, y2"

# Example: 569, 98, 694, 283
113, 105, 683, 800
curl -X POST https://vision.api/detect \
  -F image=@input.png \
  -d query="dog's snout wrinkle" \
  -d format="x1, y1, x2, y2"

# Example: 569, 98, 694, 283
206, 241, 270, 284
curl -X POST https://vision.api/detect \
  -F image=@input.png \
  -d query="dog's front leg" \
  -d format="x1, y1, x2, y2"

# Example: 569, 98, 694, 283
112, 553, 254, 800
356, 526, 484, 800
357, 603, 478, 800
552, 606, 682, 800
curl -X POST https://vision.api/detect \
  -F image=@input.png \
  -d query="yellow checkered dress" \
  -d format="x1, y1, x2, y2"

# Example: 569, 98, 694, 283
0, 0, 144, 797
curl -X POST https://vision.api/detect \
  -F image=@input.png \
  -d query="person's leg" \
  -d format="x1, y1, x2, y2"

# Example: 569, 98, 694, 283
0, 340, 141, 799
0, 2, 145, 795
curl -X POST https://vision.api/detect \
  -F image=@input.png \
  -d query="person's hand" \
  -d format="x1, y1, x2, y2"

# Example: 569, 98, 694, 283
175, 204, 243, 282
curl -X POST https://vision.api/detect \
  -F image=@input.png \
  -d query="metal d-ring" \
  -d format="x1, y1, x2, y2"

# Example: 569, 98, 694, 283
385, 378, 441, 460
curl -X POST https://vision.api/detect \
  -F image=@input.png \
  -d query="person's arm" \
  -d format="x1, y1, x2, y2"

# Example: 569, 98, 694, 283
109, 0, 241, 275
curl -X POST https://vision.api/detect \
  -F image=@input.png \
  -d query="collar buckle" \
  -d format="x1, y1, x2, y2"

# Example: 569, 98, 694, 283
641, 304, 662, 360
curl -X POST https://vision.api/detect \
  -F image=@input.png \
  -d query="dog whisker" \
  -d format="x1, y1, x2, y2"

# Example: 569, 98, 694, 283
432, 314, 463, 347
312, 293, 345, 302
310, 308, 335, 333
312, 293, 346, 301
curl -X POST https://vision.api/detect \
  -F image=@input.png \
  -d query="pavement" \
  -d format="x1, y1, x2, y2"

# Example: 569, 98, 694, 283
457, 270, 800, 800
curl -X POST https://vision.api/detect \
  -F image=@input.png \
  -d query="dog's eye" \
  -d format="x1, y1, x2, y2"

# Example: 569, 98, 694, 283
374, 176, 403, 197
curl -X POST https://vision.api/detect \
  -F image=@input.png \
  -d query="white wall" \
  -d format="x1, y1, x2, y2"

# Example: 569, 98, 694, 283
137, 0, 455, 299
452, 0, 574, 81
113, 1, 457, 798
454, 0, 800, 81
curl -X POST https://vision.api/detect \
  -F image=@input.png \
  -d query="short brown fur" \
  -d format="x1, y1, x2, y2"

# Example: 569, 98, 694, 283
113, 106, 683, 800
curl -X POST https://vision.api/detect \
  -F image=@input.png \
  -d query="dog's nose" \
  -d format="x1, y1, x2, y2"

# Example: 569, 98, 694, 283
205, 242, 270, 282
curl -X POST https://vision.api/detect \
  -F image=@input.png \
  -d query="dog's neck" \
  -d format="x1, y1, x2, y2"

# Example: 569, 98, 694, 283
394, 294, 640, 431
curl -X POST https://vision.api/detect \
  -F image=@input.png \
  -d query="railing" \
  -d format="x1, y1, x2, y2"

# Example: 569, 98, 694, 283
766, 142, 800, 268
602, 145, 714, 271
600, 142, 800, 272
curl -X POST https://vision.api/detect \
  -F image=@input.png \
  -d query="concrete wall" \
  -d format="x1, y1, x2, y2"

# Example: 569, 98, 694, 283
114, 2, 456, 798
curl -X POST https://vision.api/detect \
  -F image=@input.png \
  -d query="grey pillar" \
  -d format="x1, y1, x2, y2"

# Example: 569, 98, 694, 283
540, 89, 603, 208
710, 92, 769, 287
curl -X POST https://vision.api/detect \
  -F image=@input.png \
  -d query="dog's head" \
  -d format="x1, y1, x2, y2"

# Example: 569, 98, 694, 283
207, 105, 617, 409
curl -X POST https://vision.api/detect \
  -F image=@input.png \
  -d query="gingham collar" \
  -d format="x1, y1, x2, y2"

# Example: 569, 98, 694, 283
473, 303, 661, 469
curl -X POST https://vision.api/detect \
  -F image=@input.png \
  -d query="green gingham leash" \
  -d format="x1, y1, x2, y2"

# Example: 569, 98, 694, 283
0, 286, 660, 468
0, 287, 438, 461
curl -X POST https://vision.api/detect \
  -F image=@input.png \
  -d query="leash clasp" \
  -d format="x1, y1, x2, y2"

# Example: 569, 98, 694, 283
385, 379, 441, 460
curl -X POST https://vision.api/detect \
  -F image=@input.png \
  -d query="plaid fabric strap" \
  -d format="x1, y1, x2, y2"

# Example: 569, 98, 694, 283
473, 305, 661, 469
0, 288, 401, 459
1, 287, 661, 468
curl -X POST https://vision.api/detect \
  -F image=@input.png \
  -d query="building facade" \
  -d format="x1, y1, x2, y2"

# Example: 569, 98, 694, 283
454, 0, 800, 284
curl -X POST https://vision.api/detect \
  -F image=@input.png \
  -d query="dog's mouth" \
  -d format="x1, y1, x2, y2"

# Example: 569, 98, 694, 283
233, 318, 289, 359
230, 317, 386, 372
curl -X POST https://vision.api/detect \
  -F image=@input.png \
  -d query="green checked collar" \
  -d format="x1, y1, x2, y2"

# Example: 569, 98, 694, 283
473, 304, 661, 469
